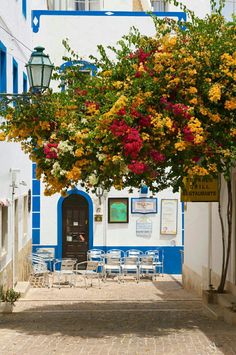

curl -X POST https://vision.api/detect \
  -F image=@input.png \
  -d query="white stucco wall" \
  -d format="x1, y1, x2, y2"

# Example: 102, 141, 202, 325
0, 1, 32, 278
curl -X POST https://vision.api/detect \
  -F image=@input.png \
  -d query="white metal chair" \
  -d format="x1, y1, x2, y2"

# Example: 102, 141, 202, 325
29, 254, 50, 287
52, 259, 77, 289
87, 249, 105, 261
106, 249, 125, 258
121, 256, 140, 283
145, 249, 164, 277
103, 256, 122, 282
125, 249, 143, 258
139, 255, 156, 280
75, 261, 101, 289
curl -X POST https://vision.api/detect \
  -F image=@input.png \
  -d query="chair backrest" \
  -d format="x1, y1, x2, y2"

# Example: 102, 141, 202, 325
86, 261, 99, 272
126, 249, 143, 257
106, 249, 124, 258
61, 259, 76, 271
87, 249, 105, 261
123, 256, 139, 265
106, 257, 121, 266
140, 256, 153, 265
145, 250, 160, 261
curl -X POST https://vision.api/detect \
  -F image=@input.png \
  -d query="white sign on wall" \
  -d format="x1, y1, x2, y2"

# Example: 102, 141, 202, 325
160, 199, 178, 235
136, 217, 152, 238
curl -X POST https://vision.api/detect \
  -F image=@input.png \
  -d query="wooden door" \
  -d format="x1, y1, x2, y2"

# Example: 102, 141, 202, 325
62, 194, 89, 262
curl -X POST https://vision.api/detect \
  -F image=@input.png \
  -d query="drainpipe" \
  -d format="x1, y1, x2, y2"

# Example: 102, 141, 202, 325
208, 202, 212, 289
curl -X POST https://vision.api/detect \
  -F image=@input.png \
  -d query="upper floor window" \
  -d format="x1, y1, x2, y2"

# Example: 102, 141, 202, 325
47, 0, 100, 10
22, 0, 27, 18
13, 59, 18, 94
0, 42, 7, 93
151, 0, 167, 12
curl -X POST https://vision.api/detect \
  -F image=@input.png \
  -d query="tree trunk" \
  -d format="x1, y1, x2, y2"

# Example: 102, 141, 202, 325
217, 177, 233, 293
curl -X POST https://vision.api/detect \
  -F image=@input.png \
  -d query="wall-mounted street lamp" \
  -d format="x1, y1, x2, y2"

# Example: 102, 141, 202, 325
0, 46, 54, 106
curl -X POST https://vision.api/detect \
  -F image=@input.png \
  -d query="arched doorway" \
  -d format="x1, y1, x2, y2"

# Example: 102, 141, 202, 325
61, 193, 90, 262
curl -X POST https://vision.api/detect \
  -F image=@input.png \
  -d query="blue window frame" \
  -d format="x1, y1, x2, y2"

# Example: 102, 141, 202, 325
23, 72, 27, 93
22, 0, 27, 18
0, 41, 7, 93
13, 59, 18, 94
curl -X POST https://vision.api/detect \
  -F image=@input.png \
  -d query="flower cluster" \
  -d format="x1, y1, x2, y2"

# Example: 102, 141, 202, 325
0, 3, 235, 195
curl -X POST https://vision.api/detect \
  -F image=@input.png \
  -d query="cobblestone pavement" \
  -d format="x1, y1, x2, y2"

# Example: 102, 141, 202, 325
0, 275, 236, 355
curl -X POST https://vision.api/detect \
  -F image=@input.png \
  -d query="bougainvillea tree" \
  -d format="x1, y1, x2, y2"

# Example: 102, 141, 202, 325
0, 0, 235, 291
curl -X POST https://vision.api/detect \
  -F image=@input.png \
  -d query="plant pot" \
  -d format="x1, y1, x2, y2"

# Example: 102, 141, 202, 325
202, 289, 218, 304
0, 302, 13, 314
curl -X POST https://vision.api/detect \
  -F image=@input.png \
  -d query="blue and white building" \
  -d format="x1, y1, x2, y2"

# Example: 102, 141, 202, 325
1, 0, 235, 289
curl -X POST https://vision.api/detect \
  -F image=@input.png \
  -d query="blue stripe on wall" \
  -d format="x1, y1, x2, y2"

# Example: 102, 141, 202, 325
32, 163, 41, 245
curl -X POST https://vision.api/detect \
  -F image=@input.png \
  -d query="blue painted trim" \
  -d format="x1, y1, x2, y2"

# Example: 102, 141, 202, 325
57, 188, 94, 260
140, 185, 148, 194
32, 10, 187, 33
32, 229, 40, 244
32, 196, 40, 212
32, 163, 41, 249
181, 202, 185, 245
32, 180, 40, 195
60, 60, 97, 76
12, 58, 18, 94
0, 41, 7, 93
22, 0, 27, 18
23, 72, 28, 93
32, 212, 40, 228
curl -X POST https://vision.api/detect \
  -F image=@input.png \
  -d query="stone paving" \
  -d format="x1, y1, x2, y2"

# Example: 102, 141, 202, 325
0, 274, 236, 355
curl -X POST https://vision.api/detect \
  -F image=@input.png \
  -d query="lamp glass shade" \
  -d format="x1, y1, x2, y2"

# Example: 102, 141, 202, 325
26, 46, 53, 92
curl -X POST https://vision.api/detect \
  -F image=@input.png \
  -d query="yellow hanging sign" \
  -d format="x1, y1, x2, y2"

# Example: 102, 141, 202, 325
181, 176, 219, 202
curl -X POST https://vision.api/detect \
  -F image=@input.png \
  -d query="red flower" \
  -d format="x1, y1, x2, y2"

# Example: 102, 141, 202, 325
117, 107, 126, 116
128, 161, 147, 174
183, 127, 194, 142
139, 115, 151, 127
75, 88, 87, 96
150, 150, 166, 162
123, 128, 143, 159
43, 143, 58, 159
110, 119, 129, 137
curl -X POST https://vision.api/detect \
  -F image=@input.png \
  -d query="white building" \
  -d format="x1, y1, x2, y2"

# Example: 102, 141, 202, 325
0, 0, 235, 289
0, 0, 33, 288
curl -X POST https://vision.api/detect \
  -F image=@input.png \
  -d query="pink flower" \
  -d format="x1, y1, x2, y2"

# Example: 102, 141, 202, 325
128, 161, 147, 174
43, 142, 58, 159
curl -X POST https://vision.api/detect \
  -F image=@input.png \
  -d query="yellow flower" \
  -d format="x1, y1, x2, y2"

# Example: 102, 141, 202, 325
141, 133, 150, 141
209, 113, 221, 122
0, 132, 6, 141
189, 98, 198, 105
39, 121, 51, 130
165, 117, 173, 131
112, 155, 123, 163
208, 164, 218, 173
75, 148, 84, 157
230, 128, 236, 137
188, 166, 209, 176
225, 99, 236, 110
175, 141, 187, 151
188, 87, 198, 94
194, 134, 205, 144
66, 166, 81, 180
113, 81, 123, 89
208, 84, 221, 103
6, 113, 13, 121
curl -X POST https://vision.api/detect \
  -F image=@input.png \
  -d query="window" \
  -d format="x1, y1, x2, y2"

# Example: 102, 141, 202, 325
13, 59, 18, 94
75, 0, 100, 11
0, 42, 7, 93
0, 206, 8, 255
23, 73, 27, 93
151, 0, 167, 11
22, 0, 27, 18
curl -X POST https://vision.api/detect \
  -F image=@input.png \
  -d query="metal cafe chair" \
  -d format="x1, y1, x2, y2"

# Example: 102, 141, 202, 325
125, 249, 143, 258
74, 261, 101, 289
52, 259, 77, 289
121, 256, 140, 283
145, 249, 164, 277
29, 254, 50, 287
103, 256, 122, 283
106, 249, 125, 258
139, 255, 156, 280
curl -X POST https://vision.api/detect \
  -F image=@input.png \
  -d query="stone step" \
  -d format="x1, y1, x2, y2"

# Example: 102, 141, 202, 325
14, 282, 30, 297
217, 293, 236, 308
203, 303, 224, 320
